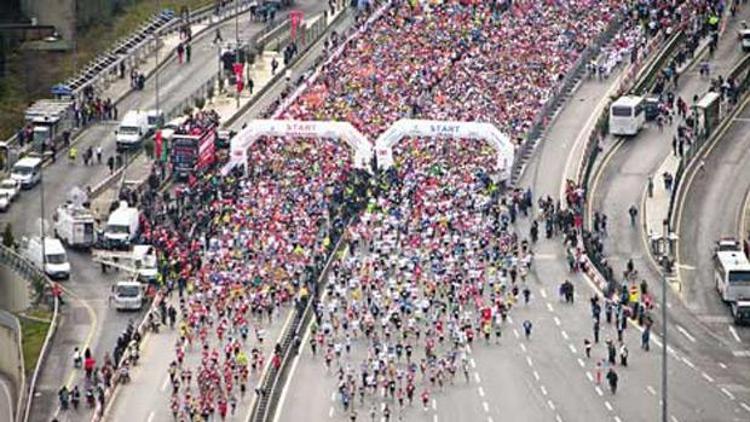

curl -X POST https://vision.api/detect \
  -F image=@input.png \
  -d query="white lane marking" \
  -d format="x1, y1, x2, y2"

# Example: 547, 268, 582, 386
474, 372, 481, 383
488, 417, 494, 422
721, 387, 736, 400
670, 415, 679, 422
526, 356, 533, 367
647, 385, 657, 395
653, 337, 663, 348
729, 326, 742, 343
433, 414, 438, 422
614, 416, 623, 422
540, 385, 548, 396
507, 316, 514, 324
478, 386, 485, 397
328, 406, 334, 418
701, 372, 714, 383
547, 400, 556, 411
520, 343, 527, 353
556, 414, 563, 422
540, 289, 548, 298
546, 303, 555, 312
533, 370, 540, 381
719, 362, 727, 369
604, 401, 613, 411
676, 325, 696, 343
740, 402, 750, 413
681, 357, 695, 369
569, 344, 577, 354
470, 359, 477, 369
331, 392, 336, 402
513, 329, 520, 339
577, 358, 585, 367
1, 379, 14, 422
553, 316, 561, 326
147, 411, 155, 422
561, 330, 569, 340
161, 375, 170, 392
595, 386, 604, 396
586, 372, 594, 382
432, 399, 437, 410
467, 345, 473, 354
482, 401, 489, 412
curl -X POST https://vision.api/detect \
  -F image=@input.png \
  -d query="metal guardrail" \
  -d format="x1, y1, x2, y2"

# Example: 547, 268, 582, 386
0, 243, 60, 422
667, 53, 750, 231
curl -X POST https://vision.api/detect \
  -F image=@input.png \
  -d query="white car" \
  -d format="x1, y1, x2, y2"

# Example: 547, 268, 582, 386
0, 178, 20, 202
0, 192, 11, 212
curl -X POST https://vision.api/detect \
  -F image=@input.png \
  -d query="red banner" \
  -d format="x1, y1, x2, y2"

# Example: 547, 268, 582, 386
290, 10, 303, 41
154, 129, 163, 159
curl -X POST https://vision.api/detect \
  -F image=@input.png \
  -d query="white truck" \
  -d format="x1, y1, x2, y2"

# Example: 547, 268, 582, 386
714, 238, 750, 325
102, 201, 140, 249
53, 202, 97, 248
115, 111, 149, 151
21, 236, 71, 280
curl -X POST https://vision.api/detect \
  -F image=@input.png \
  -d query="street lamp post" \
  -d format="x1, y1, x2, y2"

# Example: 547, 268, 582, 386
235, 0, 241, 109
155, 0, 161, 115
655, 219, 674, 422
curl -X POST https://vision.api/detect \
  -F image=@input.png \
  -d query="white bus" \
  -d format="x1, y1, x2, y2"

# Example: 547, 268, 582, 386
609, 95, 646, 136
714, 246, 750, 303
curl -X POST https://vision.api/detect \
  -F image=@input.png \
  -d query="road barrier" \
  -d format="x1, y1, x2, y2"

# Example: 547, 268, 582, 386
0, 244, 60, 422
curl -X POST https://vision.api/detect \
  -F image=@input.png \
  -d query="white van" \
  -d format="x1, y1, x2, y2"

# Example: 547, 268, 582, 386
10, 157, 43, 189
145, 109, 165, 133
53, 203, 96, 248
111, 281, 144, 311
22, 237, 71, 279
103, 201, 140, 248
116, 111, 149, 151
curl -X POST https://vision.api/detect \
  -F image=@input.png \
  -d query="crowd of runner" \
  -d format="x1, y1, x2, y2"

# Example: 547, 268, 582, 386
52, 0, 730, 420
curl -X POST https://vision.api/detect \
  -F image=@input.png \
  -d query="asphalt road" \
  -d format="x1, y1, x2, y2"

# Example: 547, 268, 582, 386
677, 95, 750, 342
587, 9, 750, 420
4, 3, 330, 421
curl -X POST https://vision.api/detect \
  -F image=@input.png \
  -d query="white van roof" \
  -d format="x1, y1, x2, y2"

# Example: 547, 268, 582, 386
108, 203, 139, 225
121, 110, 146, 124
41, 237, 65, 254
13, 157, 43, 168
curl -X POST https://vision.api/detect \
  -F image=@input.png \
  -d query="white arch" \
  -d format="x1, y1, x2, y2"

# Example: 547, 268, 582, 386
223, 120, 373, 175
374, 119, 514, 181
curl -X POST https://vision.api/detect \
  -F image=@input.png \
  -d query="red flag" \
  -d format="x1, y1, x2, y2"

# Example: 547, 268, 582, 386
290, 10, 303, 41
154, 129, 163, 158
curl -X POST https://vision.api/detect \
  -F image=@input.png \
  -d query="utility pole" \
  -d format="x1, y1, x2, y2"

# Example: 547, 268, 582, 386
155, 0, 161, 117
235, 0, 240, 108
659, 222, 669, 422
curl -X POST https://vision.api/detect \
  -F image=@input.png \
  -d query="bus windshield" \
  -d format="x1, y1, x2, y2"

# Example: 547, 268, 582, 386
728, 270, 750, 283
611, 106, 632, 117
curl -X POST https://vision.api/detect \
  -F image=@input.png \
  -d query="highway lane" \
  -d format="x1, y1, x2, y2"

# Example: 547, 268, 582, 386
677, 98, 750, 341
10, 4, 329, 421
587, 10, 750, 418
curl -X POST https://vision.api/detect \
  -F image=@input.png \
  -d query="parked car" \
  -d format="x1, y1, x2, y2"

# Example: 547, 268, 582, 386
0, 178, 20, 201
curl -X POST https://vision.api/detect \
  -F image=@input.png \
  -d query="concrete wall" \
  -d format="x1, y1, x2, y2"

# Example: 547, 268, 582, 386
0, 265, 31, 313
0, 310, 23, 421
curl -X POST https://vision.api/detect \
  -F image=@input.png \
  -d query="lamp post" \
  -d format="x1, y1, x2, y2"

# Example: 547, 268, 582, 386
155, 0, 161, 117
235, 0, 241, 109
654, 218, 675, 422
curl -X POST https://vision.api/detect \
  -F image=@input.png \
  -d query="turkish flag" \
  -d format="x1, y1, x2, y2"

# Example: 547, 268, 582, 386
290, 11, 303, 41
155, 129, 163, 159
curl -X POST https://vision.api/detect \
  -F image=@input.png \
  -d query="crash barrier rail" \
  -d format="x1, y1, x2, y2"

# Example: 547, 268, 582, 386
0, 244, 62, 422
573, 11, 733, 293
666, 53, 750, 235
630, 31, 685, 96
251, 217, 352, 422
509, 13, 626, 186
0, 310, 25, 422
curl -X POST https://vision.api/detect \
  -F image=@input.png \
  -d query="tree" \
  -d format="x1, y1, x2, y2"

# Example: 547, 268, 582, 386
2, 224, 14, 248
